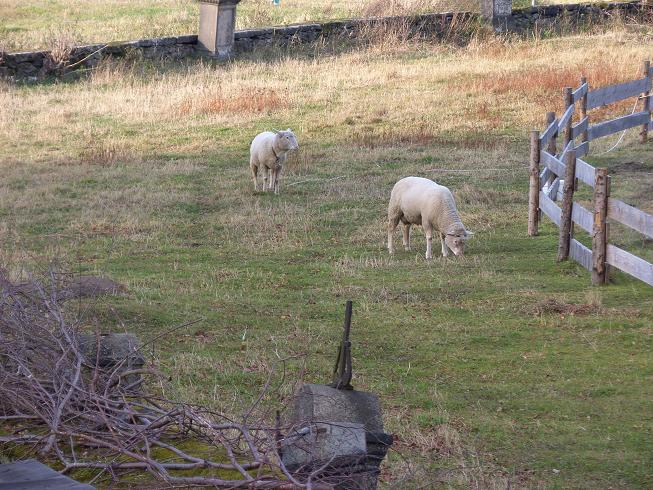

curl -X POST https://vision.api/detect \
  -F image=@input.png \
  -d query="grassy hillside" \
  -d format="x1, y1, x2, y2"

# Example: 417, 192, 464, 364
1, 15, 653, 490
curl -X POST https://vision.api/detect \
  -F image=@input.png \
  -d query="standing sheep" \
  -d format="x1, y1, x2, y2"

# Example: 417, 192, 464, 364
249, 129, 299, 194
387, 176, 473, 259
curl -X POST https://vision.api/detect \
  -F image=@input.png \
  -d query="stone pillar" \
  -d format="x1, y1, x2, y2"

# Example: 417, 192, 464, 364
197, 0, 241, 59
480, 0, 512, 29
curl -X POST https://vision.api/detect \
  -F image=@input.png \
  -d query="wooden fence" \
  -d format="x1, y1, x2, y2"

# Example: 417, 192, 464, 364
528, 60, 653, 286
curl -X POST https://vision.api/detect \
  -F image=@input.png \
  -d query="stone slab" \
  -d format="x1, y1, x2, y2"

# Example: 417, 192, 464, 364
282, 422, 367, 470
293, 384, 385, 433
0, 460, 94, 490
78, 333, 144, 369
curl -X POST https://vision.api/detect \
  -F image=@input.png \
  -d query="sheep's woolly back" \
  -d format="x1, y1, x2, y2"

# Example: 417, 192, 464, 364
438, 188, 465, 235
250, 131, 280, 167
389, 176, 466, 235
249, 130, 298, 169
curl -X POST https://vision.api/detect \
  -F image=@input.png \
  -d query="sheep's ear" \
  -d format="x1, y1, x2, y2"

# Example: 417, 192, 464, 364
465, 230, 475, 238
286, 128, 291, 132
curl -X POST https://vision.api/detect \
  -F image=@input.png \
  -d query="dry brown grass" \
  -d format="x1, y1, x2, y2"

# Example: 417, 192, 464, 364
455, 183, 522, 207
470, 57, 644, 113
532, 298, 602, 316
4, 19, 650, 164
179, 88, 290, 116
77, 139, 143, 166
529, 296, 641, 318
394, 422, 464, 456
362, 0, 478, 18
43, 29, 78, 62
348, 126, 437, 148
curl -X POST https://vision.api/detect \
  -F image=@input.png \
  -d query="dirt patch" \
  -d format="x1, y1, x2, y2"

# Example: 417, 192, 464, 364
531, 298, 600, 316
606, 161, 652, 174
5, 274, 125, 302
63, 275, 125, 298
530, 298, 639, 318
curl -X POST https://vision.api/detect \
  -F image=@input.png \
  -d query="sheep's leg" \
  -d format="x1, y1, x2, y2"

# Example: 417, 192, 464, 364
272, 166, 278, 195
402, 223, 411, 251
440, 233, 449, 257
263, 167, 270, 191
274, 166, 282, 195
424, 225, 433, 259
387, 214, 401, 255
268, 167, 275, 192
250, 163, 259, 191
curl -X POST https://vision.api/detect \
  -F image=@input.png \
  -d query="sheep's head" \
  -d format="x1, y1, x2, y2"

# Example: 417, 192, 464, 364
275, 128, 299, 151
445, 227, 474, 256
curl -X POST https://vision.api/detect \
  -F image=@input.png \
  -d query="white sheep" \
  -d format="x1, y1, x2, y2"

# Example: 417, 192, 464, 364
387, 176, 473, 259
249, 129, 299, 194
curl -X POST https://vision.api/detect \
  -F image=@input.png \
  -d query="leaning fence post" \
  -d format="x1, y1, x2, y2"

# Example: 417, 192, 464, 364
557, 149, 576, 262
563, 87, 573, 149
580, 76, 589, 148
546, 111, 557, 155
545, 112, 557, 190
591, 168, 609, 285
641, 60, 651, 144
528, 130, 541, 236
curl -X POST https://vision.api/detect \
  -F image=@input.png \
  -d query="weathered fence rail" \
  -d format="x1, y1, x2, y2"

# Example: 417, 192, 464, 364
528, 60, 653, 286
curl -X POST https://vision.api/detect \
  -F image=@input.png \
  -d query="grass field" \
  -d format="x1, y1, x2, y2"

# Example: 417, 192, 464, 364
0, 0, 630, 52
2, 8, 653, 490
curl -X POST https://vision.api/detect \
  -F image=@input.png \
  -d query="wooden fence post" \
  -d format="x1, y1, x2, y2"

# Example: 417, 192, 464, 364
580, 76, 589, 147
557, 149, 576, 262
545, 112, 557, 192
528, 130, 541, 237
563, 87, 573, 149
592, 168, 609, 285
546, 111, 557, 154
641, 60, 651, 144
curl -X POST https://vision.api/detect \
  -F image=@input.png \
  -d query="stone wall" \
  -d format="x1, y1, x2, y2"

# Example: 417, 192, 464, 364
508, 0, 646, 30
0, 35, 198, 80
0, 1, 648, 80
231, 11, 470, 54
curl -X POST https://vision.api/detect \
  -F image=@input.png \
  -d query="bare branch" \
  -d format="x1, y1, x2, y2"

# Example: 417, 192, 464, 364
0, 268, 343, 489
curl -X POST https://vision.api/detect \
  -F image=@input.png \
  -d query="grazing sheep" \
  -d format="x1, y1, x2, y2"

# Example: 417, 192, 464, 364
249, 129, 299, 194
387, 176, 473, 259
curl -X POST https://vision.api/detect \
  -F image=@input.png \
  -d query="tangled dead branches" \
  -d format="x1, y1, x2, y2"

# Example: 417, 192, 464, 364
0, 270, 332, 488
38, 30, 78, 78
